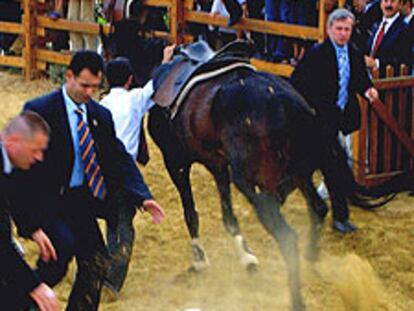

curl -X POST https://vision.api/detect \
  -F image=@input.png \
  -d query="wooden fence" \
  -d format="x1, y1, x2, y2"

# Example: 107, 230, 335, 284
2, 0, 413, 185
0, 0, 347, 79
354, 66, 414, 185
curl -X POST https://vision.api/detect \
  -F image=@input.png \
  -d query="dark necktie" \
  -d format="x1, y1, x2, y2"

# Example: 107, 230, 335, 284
371, 21, 387, 57
75, 107, 107, 200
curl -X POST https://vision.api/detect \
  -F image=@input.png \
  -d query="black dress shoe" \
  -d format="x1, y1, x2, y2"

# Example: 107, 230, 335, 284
333, 220, 357, 233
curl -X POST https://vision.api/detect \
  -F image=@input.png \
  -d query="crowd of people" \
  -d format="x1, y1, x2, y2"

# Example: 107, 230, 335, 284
204, 0, 413, 71
0, 0, 413, 73
0, 46, 175, 310
1, 0, 414, 310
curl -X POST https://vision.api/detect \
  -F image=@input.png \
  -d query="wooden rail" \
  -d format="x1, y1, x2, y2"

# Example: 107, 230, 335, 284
354, 65, 414, 186
1, 0, 338, 78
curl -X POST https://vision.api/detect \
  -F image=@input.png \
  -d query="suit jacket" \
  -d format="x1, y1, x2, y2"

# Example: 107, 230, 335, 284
14, 88, 152, 236
290, 39, 372, 136
366, 14, 410, 70
0, 150, 40, 303
352, 0, 382, 51
406, 16, 414, 67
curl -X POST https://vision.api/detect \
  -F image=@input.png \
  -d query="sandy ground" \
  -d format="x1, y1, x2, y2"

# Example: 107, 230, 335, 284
1, 70, 414, 311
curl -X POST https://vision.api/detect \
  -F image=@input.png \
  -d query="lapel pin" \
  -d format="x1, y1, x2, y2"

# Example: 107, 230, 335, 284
92, 119, 98, 127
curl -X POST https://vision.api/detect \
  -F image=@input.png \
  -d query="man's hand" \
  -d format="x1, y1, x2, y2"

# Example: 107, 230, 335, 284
365, 87, 379, 102
30, 283, 60, 311
364, 55, 377, 69
162, 44, 176, 63
32, 229, 57, 262
142, 199, 165, 224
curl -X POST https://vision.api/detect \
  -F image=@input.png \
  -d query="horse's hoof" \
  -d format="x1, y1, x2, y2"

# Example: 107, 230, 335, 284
190, 260, 210, 273
246, 262, 258, 274
292, 300, 306, 311
241, 253, 259, 271
187, 266, 198, 273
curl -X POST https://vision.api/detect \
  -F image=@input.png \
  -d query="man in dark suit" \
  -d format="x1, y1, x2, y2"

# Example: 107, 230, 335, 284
291, 8, 379, 233
352, 0, 382, 50
364, 0, 411, 73
401, 0, 414, 71
20, 50, 165, 310
0, 111, 60, 311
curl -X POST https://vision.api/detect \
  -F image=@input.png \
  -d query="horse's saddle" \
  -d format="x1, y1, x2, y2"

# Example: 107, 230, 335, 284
152, 40, 255, 112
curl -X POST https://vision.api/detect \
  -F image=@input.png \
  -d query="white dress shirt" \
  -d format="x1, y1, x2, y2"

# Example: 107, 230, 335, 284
62, 86, 87, 187
1, 143, 13, 175
100, 80, 155, 159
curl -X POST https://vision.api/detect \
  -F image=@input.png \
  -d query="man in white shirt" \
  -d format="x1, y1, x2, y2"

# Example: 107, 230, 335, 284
100, 45, 174, 297
100, 59, 155, 161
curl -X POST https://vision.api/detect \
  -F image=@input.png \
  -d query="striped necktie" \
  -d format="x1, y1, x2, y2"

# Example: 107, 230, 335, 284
75, 107, 107, 200
337, 47, 350, 110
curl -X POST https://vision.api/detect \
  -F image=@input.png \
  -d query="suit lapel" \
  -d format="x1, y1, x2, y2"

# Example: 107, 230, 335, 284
348, 45, 357, 87
368, 21, 380, 52
377, 16, 404, 55
85, 100, 102, 154
0, 147, 4, 175
324, 40, 339, 85
53, 89, 75, 172
85, 100, 100, 135
0, 148, 5, 187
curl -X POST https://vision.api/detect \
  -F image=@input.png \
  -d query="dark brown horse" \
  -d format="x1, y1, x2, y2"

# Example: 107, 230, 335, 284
101, 36, 413, 310
148, 41, 414, 310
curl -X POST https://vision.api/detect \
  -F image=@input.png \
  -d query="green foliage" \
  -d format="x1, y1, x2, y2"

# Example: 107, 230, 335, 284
47, 64, 67, 85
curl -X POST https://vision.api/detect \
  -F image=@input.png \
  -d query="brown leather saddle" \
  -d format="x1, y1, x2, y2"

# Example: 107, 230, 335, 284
152, 40, 255, 111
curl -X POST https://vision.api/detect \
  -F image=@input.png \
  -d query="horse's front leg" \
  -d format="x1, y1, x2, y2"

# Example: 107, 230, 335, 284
295, 177, 328, 262
208, 164, 259, 273
233, 175, 305, 311
165, 158, 209, 272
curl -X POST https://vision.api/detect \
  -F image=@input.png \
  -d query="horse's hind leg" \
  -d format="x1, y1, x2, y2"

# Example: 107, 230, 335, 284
164, 158, 209, 272
207, 164, 259, 272
296, 177, 328, 262
233, 177, 305, 311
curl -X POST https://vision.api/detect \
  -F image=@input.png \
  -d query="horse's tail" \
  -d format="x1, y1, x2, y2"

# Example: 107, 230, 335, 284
321, 141, 413, 209
349, 170, 414, 209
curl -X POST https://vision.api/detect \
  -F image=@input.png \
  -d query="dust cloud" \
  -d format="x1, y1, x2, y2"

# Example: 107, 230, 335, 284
1, 71, 413, 311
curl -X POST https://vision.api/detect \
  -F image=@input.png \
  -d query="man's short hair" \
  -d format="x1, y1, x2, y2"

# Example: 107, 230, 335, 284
68, 50, 104, 77
105, 57, 134, 88
402, 0, 413, 7
327, 8, 355, 28
3, 111, 50, 140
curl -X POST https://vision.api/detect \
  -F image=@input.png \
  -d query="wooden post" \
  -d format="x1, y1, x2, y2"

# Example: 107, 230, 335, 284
396, 65, 408, 170
412, 73, 414, 168
318, 0, 326, 42
170, 0, 184, 44
370, 69, 380, 174
356, 96, 368, 184
22, 0, 37, 80
383, 65, 394, 173
338, 0, 346, 8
